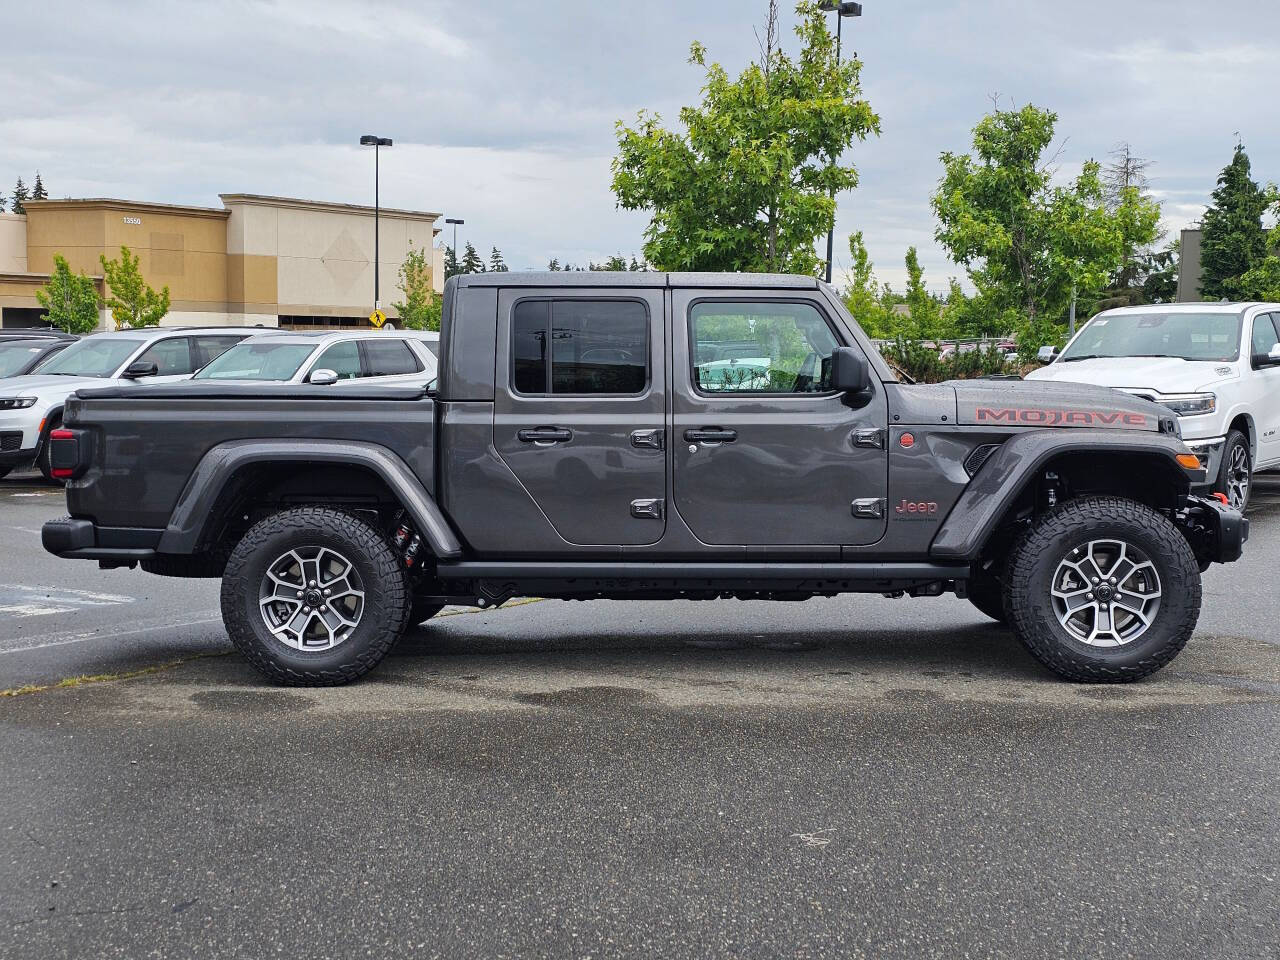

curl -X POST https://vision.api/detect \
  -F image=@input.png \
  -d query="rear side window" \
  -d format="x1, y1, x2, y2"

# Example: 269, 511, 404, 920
192, 335, 246, 368
364, 338, 423, 376
512, 299, 648, 395
136, 337, 195, 376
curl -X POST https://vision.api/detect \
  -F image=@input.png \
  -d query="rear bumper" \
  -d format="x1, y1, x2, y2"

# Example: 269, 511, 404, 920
0, 445, 37, 469
42, 517, 161, 561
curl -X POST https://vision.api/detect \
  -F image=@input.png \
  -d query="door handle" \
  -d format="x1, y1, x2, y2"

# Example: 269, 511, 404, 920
518, 427, 573, 445
630, 428, 664, 450
684, 428, 737, 444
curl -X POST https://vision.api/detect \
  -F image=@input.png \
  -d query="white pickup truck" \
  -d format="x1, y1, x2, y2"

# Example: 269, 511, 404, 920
1027, 302, 1280, 510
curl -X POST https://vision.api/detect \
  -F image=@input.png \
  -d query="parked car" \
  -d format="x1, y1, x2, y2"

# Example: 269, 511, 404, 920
191, 331, 437, 387
0, 328, 76, 342
0, 327, 254, 481
44, 273, 1245, 686
1026, 302, 1280, 509
0, 337, 75, 379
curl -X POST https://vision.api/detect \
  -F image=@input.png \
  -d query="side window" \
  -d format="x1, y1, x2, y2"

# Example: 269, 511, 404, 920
312, 341, 362, 380
192, 335, 246, 369
690, 301, 841, 394
512, 299, 648, 395
1251, 315, 1280, 358
364, 338, 423, 377
136, 337, 195, 376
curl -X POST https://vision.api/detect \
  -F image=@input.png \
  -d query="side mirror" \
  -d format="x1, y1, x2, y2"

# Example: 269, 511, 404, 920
1037, 345, 1059, 363
121, 360, 158, 379
830, 347, 873, 400
308, 368, 339, 385
1252, 346, 1280, 369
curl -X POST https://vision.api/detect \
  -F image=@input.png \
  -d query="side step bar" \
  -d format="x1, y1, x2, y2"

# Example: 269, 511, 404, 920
434, 561, 969, 581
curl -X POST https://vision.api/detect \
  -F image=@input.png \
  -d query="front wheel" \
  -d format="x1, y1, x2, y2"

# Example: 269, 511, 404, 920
1005, 497, 1201, 683
1214, 429, 1251, 511
220, 507, 410, 685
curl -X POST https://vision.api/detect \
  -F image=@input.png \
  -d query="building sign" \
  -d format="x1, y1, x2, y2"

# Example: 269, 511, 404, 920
122, 217, 141, 225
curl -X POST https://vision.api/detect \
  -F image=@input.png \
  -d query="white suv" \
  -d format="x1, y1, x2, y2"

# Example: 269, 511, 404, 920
0, 328, 253, 481
1026, 302, 1280, 509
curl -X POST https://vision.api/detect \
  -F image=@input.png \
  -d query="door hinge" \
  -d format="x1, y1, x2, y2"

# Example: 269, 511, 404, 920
630, 428, 664, 450
851, 498, 885, 519
630, 498, 665, 520
851, 428, 886, 450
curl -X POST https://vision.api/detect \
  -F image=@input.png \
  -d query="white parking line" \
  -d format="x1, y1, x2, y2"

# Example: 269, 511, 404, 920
0, 616, 224, 655
0, 585, 137, 618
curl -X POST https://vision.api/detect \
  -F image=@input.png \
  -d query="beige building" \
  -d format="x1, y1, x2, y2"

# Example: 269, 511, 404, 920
0, 194, 444, 330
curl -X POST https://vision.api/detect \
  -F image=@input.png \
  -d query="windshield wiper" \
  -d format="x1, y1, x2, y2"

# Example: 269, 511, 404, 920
1059, 354, 1103, 362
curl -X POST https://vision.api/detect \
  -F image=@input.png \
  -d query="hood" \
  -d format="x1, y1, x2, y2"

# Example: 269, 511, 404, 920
0, 374, 116, 399
951, 378, 1167, 432
1025, 355, 1238, 393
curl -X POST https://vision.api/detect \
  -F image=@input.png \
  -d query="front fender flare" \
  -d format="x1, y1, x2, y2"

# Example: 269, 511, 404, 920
155, 439, 462, 559
929, 430, 1200, 562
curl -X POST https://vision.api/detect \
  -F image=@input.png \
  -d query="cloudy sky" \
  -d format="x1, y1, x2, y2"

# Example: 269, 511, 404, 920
1, 0, 1275, 291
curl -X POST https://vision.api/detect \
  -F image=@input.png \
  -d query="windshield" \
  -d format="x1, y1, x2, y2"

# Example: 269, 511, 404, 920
0, 342, 49, 377
1059, 312, 1243, 363
33, 337, 144, 378
193, 341, 316, 381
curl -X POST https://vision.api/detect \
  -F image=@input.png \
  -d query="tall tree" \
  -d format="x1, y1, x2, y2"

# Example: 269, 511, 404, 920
547, 258, 561, 272
612, 0, 879, 275
841, 232, 892, 339
932, 103, 1124, 350
488, 247, 509, 272
1236, 194, 1280, 301
1093, 143, 1164, 308
11, 177, 28, 215
99, 246, 170, 329
903, 247, 945, 340
35, 255, 100, 334
1199, 143, 1269, 300
31, 171, 48, 201
392, 242, 441, 331
443, 245, 460, 280
460, 242, 485, 275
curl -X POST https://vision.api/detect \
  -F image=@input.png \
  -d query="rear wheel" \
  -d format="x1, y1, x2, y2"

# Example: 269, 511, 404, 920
1005, 496, 1200, 683
1214, 429, 1251, 511
36, 425, 63, 485
220, 507, 410, 686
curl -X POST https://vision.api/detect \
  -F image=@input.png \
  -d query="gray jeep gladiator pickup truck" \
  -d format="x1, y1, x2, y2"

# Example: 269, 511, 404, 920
42, 273, 1247, 685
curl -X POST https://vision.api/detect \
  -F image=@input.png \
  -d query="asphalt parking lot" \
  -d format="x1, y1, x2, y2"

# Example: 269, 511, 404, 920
3, 470, 1279, 959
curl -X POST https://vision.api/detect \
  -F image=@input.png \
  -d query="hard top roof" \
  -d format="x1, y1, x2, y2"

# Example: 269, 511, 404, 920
453, 271, 822, 290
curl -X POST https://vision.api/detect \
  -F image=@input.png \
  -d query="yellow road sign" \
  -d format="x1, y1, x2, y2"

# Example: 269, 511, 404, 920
369, 309, 387, 328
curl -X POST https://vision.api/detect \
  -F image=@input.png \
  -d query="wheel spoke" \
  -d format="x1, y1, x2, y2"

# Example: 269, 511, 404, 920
259, 544, 366, 652
1052, 537, 1162, 648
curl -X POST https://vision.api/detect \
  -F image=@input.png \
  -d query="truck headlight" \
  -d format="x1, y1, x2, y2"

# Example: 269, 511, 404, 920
0, 397, 37, 410
1162, 394, 1216, 417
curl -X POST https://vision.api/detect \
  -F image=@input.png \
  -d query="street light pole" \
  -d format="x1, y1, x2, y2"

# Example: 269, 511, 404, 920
360, 134, 393, 313
445, 217, 465, 277
818, 1, 863, 285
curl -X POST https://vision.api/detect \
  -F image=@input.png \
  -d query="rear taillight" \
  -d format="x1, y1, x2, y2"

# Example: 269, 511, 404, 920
49, 428, 84, 480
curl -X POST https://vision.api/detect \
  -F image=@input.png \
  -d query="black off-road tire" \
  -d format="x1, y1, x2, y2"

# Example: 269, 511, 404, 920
1214, 429, 1252, 511
1005, 496, 1201, 683
220, 507, 410, 686
966, 564, 1008, 624
410, 599, 446, 625
36, 422, 64, 486
0, 466, 11, 480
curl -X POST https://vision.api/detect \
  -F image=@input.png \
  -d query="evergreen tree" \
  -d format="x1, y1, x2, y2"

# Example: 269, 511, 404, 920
488, 247, 509, 272
629, 256, 642, 271
1199, 143, 1269, 300
547, 259, 561, 271
31, 171, 48, 201
11, 177, 28, 215
460, 242, 485, 274
443, 245, 460, 280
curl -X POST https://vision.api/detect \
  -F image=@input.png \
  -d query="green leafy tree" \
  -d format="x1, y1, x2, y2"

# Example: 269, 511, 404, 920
99, 245, 170, 329
932, 103, 1125, 352
11, 177, 28, 215
460, 242, 484, 274
31, 171, 47, 201
1236, 196, 1280, 300
903, 247, 945, 341
841, 232, 892, 339
612, 0, 879, 275
1091, 144, 1164, 310
35, 255, 100, 334
443, 245, 460, 280
392, 242, 441, 331
1199, 144, 1270, 300
488, 247, 509, 272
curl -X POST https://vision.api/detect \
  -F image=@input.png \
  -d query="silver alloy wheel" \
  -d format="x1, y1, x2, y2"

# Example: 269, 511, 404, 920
259, 546, 366, 651
1226, 443, 1251, 509
1050, 539, 1162, 647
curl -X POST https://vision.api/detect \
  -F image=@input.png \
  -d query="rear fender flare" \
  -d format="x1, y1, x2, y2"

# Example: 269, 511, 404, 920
155, 439, 462, 559
929, 430, 1198, 562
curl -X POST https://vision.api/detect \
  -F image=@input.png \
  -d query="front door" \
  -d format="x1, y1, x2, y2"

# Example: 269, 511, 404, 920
671, 291, 889, 546
492, 289, 667, 546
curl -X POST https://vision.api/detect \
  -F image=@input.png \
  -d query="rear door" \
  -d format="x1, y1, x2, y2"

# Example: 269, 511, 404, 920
671, 290, 889, 547
492, 289, 667, 545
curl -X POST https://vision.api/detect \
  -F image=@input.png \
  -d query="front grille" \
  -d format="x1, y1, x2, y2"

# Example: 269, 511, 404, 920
964, 443, 1001, 476
0, 432, 22, 452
